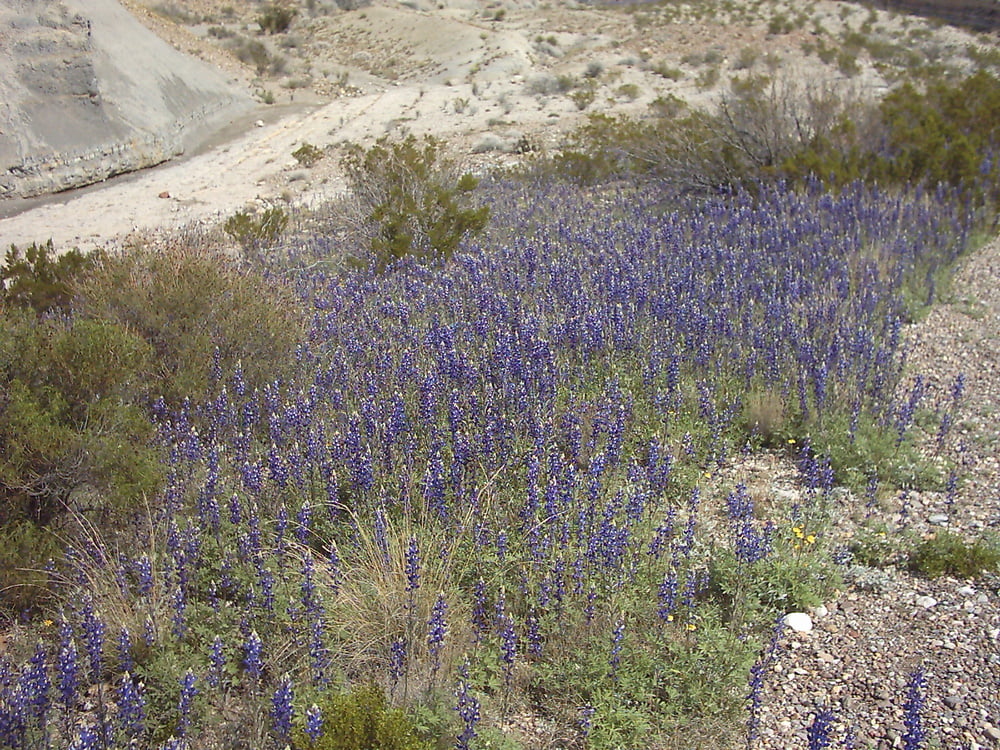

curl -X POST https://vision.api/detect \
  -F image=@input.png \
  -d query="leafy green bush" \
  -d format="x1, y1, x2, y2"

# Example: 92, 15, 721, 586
0, 520, 62, 614
342, 135, 490, 269
293, 142, 326, 167
292, 684, 432, 750
73, 243, 304, 404
2, 240, 94, 315
224, 206, 289, 255
0, 309, 160, 530
907, 530, 1000, 578
707, 545, 837, 626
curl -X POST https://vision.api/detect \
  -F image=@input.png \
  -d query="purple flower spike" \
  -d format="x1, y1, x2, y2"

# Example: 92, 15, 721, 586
271, 675, 295, 739
427, 592, 448, 676
807, 708, 836, 750
902, 669, 927, 750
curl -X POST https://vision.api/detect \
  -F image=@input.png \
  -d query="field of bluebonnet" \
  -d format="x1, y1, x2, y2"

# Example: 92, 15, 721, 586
1, 171, 979, 750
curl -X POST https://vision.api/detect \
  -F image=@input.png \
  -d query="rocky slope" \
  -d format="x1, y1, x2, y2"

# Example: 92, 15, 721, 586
0, 0, 252, 200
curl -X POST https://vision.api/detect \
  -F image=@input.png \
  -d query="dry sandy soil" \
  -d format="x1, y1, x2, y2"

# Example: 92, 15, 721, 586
1, 0, 996, 252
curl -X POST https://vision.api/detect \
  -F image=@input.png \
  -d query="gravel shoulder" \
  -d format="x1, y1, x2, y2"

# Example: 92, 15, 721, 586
754, 236, 1000, 750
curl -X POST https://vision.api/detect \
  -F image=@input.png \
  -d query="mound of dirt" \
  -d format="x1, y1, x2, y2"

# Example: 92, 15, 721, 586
0, 0, 252, 200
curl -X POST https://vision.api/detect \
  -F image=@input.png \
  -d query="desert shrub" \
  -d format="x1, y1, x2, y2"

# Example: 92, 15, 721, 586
292, 684, 432, 750
293, 143, 326, 167
907, 531, 1000, 578
550, 69, 1000, 213
224, 206, 289, 255
0, 308, 160, 539
876, 70, 1000, 191
73, 243, 305, 404
257, 3, 297, 33
0, 520, 63, 614
1, 240, 94, 315
231, 37, 273, 75
341, 135, 490, 268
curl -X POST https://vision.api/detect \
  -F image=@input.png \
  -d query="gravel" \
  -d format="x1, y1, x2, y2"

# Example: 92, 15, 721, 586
752, 236, 1000, 749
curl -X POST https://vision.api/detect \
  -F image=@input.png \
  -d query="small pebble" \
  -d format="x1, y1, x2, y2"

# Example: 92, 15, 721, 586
915, 595, 938, 608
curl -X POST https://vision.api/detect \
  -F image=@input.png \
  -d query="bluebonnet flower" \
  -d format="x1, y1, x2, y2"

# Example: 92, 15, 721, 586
305, 703, 324, 744
902, 669, 926, 750
427, 592, 448, 677
454, 662, 481, 750
271, 675, 295, 739
207, 637, 226, 690
68, 724, 100, 750
498, 613, 517, 685
117, 673, 146, 738
405, 535, 421, 597
243, 630, 264, 683
81, 599, 105, 681
134, 555, 154, 597
577, 704, 595, 738
23, 642, 51, 725
471, 579, 489, 644
746, 621, 781, 749
657, 569, 678, 623
171, 585, 187, 639
177, 670, 197, 737
608, 620, 625, 681
807, 708, 836, 750
389, 637, 407, 691
57, 633, 80, 708
309, 618, 329, 686
118, 627, 135, 674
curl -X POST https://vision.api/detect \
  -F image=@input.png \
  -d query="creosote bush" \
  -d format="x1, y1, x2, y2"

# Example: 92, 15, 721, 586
341, 135, 490, 269
544, 70, 1000, 215
293, 142, 326, 168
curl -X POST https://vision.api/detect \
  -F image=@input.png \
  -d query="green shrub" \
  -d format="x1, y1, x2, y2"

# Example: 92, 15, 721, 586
341, 135, 490, 269
293, 143, 326, 168
292, 684, 432, 750
0, 520, 62, 614
223, 206, 289, 257
848, 523, 906, 568
2, 240, 94, 315
73, 243, 304, 404
707, 545, 837, 626
0, 309, 161, 597
907, 530, 1000, 578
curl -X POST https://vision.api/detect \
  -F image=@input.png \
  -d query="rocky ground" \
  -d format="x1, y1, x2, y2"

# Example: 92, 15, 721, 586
751, 235, 1000, 749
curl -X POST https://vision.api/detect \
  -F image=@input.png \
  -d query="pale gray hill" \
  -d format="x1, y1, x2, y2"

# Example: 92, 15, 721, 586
0, 0, 252, 200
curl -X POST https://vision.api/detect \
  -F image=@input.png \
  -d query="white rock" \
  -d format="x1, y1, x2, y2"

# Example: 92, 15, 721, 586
957, 585, 976, 597
928, 513, 950, 525
810, 604, 829, 618
782, 612, 813, 633
255, 119, 265, 128
915, 595, 938, 608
